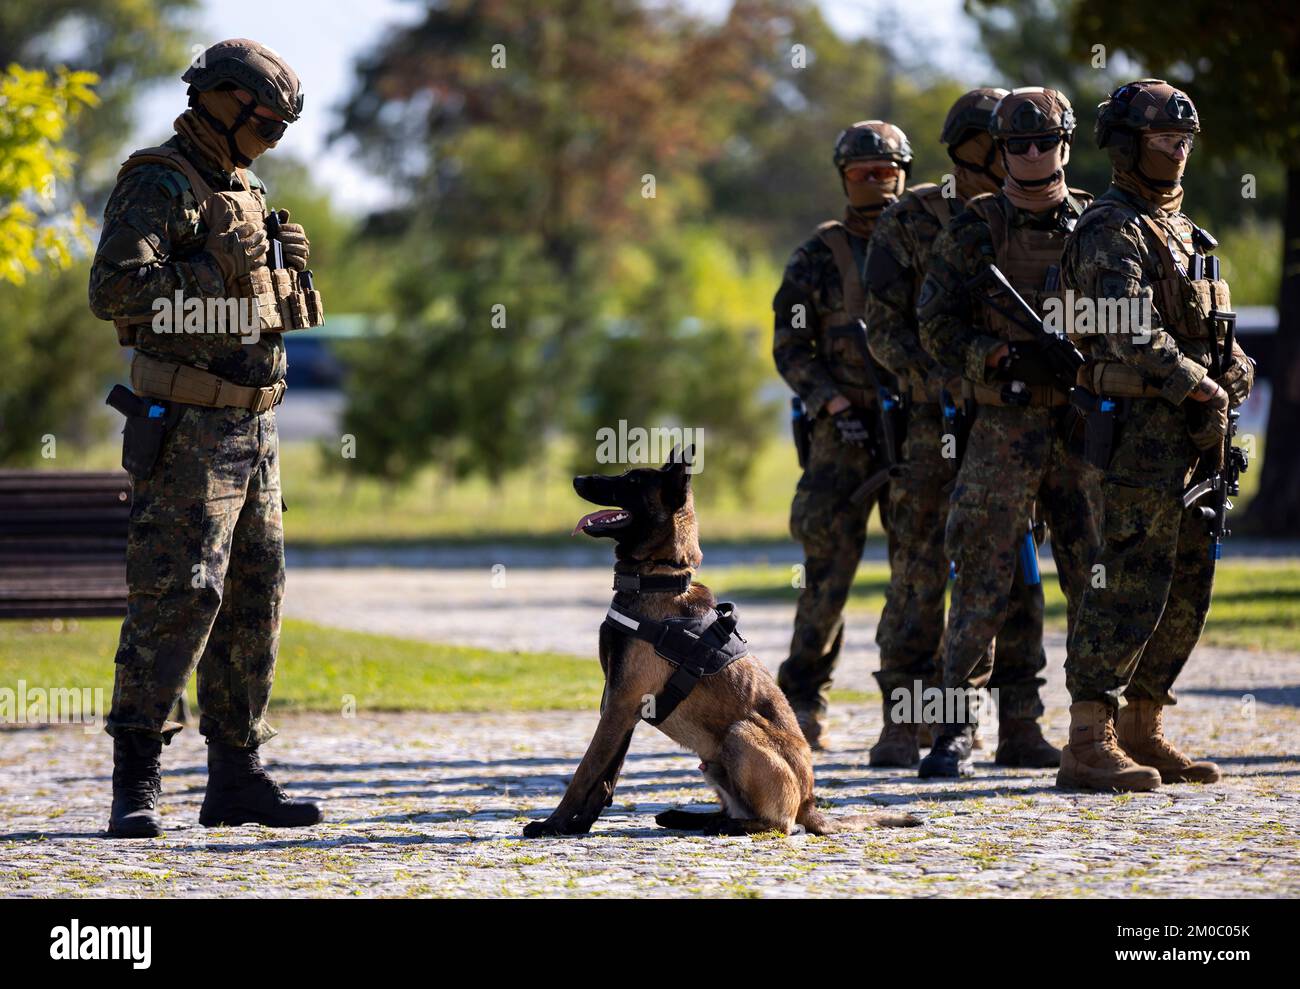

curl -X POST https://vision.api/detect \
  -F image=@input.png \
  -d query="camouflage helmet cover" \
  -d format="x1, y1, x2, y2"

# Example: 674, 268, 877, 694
183, 39, 304, 122
833, 120, 913, 173
1095, 79, 1199, 148
941, 87, 1009, 147
989, 87, 1076, 140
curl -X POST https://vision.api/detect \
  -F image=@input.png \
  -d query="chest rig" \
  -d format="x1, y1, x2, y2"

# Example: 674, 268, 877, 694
1135, 211, 1231, 360
110, 146, 324, 346
967, 192, 1087, 345
814, 221, 878, 405
602, 572, 749, 728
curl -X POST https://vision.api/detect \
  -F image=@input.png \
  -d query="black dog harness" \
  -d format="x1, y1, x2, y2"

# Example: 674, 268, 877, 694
603, 571, 749, 727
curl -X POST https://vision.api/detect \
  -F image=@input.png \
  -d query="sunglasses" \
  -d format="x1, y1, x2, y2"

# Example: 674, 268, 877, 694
251, 115, 288, 142
843, 162, 901, 182
1004, 134, 1063, 155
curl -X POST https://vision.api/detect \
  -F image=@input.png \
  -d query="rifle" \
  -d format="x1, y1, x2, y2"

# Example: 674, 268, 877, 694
966, 263, 1085, 394
1181, 255, 1249, 560
266, 208, 286, 270
845, 318, 907, 507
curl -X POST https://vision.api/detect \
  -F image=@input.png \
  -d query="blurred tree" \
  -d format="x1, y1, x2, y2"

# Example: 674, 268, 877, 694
333, 0, 781, 486
0, 64, 98, 285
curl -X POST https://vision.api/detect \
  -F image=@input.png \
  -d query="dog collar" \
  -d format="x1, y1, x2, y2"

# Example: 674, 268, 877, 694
612, 572, 692, 595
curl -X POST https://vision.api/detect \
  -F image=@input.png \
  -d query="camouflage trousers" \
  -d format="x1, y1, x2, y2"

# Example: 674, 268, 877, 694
107, 404, 285, 748
941, 404, 1102, 725
1066, 400, 1214, 710
778, 411, 881, 711
875, 402, 1052, 722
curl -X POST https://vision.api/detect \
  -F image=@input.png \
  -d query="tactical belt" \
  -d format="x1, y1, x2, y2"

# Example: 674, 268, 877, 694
970, 380, 1068, 408
131, 353, 286, 413
603, 601, 749, 727
1080, 361, 1166, 399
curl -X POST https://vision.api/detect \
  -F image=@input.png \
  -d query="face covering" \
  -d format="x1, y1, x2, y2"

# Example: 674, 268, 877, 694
175, 90, 284, 173
841, 163, 904, 236
1001, 140, 1068, 211
1113, 133, 1188, 212
950, 133, 1004, 199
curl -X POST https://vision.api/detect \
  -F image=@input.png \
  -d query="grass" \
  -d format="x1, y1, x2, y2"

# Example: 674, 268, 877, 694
33, 436, 884, 546
704, 558, 1300, 654
0, 617, 603, 714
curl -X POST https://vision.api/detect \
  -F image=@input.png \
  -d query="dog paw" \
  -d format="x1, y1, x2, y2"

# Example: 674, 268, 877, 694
522, 819, 562, 838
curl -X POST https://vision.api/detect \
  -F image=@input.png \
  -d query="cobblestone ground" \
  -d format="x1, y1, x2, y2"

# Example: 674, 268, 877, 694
1, 564, 1297, 898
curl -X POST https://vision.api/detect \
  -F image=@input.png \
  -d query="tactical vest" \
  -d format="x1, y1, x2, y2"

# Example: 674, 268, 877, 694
110, 146, 324, 346
1135, 211, 1231, 354
966, 190, 1090, 344
814, 220, 876, 404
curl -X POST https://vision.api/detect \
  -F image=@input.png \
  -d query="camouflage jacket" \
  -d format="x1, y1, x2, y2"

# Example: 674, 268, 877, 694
88, 133, 285, 388
1061, 184, 1245, 406
772, 220, 875, 417
864, 183, 961, 391
918, 191, 1088, 386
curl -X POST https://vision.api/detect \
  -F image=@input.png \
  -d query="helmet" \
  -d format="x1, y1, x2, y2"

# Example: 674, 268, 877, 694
941, 87, 1009, 148
833, 120, 913, 176
183, 39, 304, 122
989, 87, 1076, 141
1096, 79, 1198, 169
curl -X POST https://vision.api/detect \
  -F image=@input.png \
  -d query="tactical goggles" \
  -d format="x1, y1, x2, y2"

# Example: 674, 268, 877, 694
1145, 131, 1194, 155
842, 161, 901, 182
250, 113, 288, 142
1003, 134, 1063, 155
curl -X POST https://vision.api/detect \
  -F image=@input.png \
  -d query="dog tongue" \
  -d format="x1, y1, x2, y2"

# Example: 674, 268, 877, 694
572, 509, 626, 536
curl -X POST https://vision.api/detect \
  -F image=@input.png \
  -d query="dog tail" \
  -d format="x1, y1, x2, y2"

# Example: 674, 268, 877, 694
801, 807, 921, 834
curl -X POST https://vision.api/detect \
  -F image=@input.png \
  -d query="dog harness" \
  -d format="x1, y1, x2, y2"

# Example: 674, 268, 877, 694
603, 576, 749, 727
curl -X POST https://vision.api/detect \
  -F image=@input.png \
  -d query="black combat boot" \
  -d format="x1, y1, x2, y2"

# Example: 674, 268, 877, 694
917, 724, 976, 779
107, 733, 165, 838
199, 741, 322, 828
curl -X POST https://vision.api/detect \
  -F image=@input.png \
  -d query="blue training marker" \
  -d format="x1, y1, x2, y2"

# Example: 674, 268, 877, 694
148, 405, 166, 419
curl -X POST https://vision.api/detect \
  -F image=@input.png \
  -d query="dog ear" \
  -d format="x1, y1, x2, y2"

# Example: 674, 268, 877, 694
661, 446, 693, 510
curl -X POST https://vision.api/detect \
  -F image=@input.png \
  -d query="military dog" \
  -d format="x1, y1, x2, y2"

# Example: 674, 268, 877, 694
522, 452, 919, 837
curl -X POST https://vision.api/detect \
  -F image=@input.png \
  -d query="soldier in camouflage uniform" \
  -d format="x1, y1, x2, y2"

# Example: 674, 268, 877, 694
774, 121, 912, 748
1058, 81, 1254, 791
91, 40, 323, 836
917, 88, 1103, 778
864, 89, 1059, 769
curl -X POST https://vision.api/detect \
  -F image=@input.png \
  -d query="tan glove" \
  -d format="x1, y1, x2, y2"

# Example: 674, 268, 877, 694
1188, 381, 1230, 454
275, 208, 311, 272
206, 220, 268, 289
1220, 353, 1255, 408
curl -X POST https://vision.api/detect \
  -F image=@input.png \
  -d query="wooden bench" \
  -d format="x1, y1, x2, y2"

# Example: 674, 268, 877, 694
0, 470, 130, 618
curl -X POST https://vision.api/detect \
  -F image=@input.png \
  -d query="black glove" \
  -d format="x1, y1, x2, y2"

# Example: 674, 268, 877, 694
832, 408, 871, 447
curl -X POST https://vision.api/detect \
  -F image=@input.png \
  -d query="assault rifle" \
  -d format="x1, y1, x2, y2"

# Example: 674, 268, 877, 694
967, 263, 1085, 395
1180, 255, 1249, 560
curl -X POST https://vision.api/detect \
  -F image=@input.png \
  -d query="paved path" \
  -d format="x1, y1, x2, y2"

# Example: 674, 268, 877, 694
1, 563, 1297, 898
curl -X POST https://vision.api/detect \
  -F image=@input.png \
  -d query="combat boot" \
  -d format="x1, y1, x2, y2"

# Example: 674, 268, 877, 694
107, 733, 165, 838
869, 703, 919, 767
995, 716, 1061, 768
199, 741, 322, 828
790, 705, 831, 752
1116, 699, 1221, 784
1057, 701, 1161, 792
917, 724, 975, 778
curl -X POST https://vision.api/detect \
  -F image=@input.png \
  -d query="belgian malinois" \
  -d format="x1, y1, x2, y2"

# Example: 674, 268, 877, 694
522, 452, 919, 837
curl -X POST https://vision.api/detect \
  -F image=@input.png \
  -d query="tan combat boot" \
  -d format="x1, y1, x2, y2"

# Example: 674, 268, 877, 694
1116, 699, 1221, 784
869, 705, 920, 767
1057, 701, 1161, 792
792, 706, 831, 752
